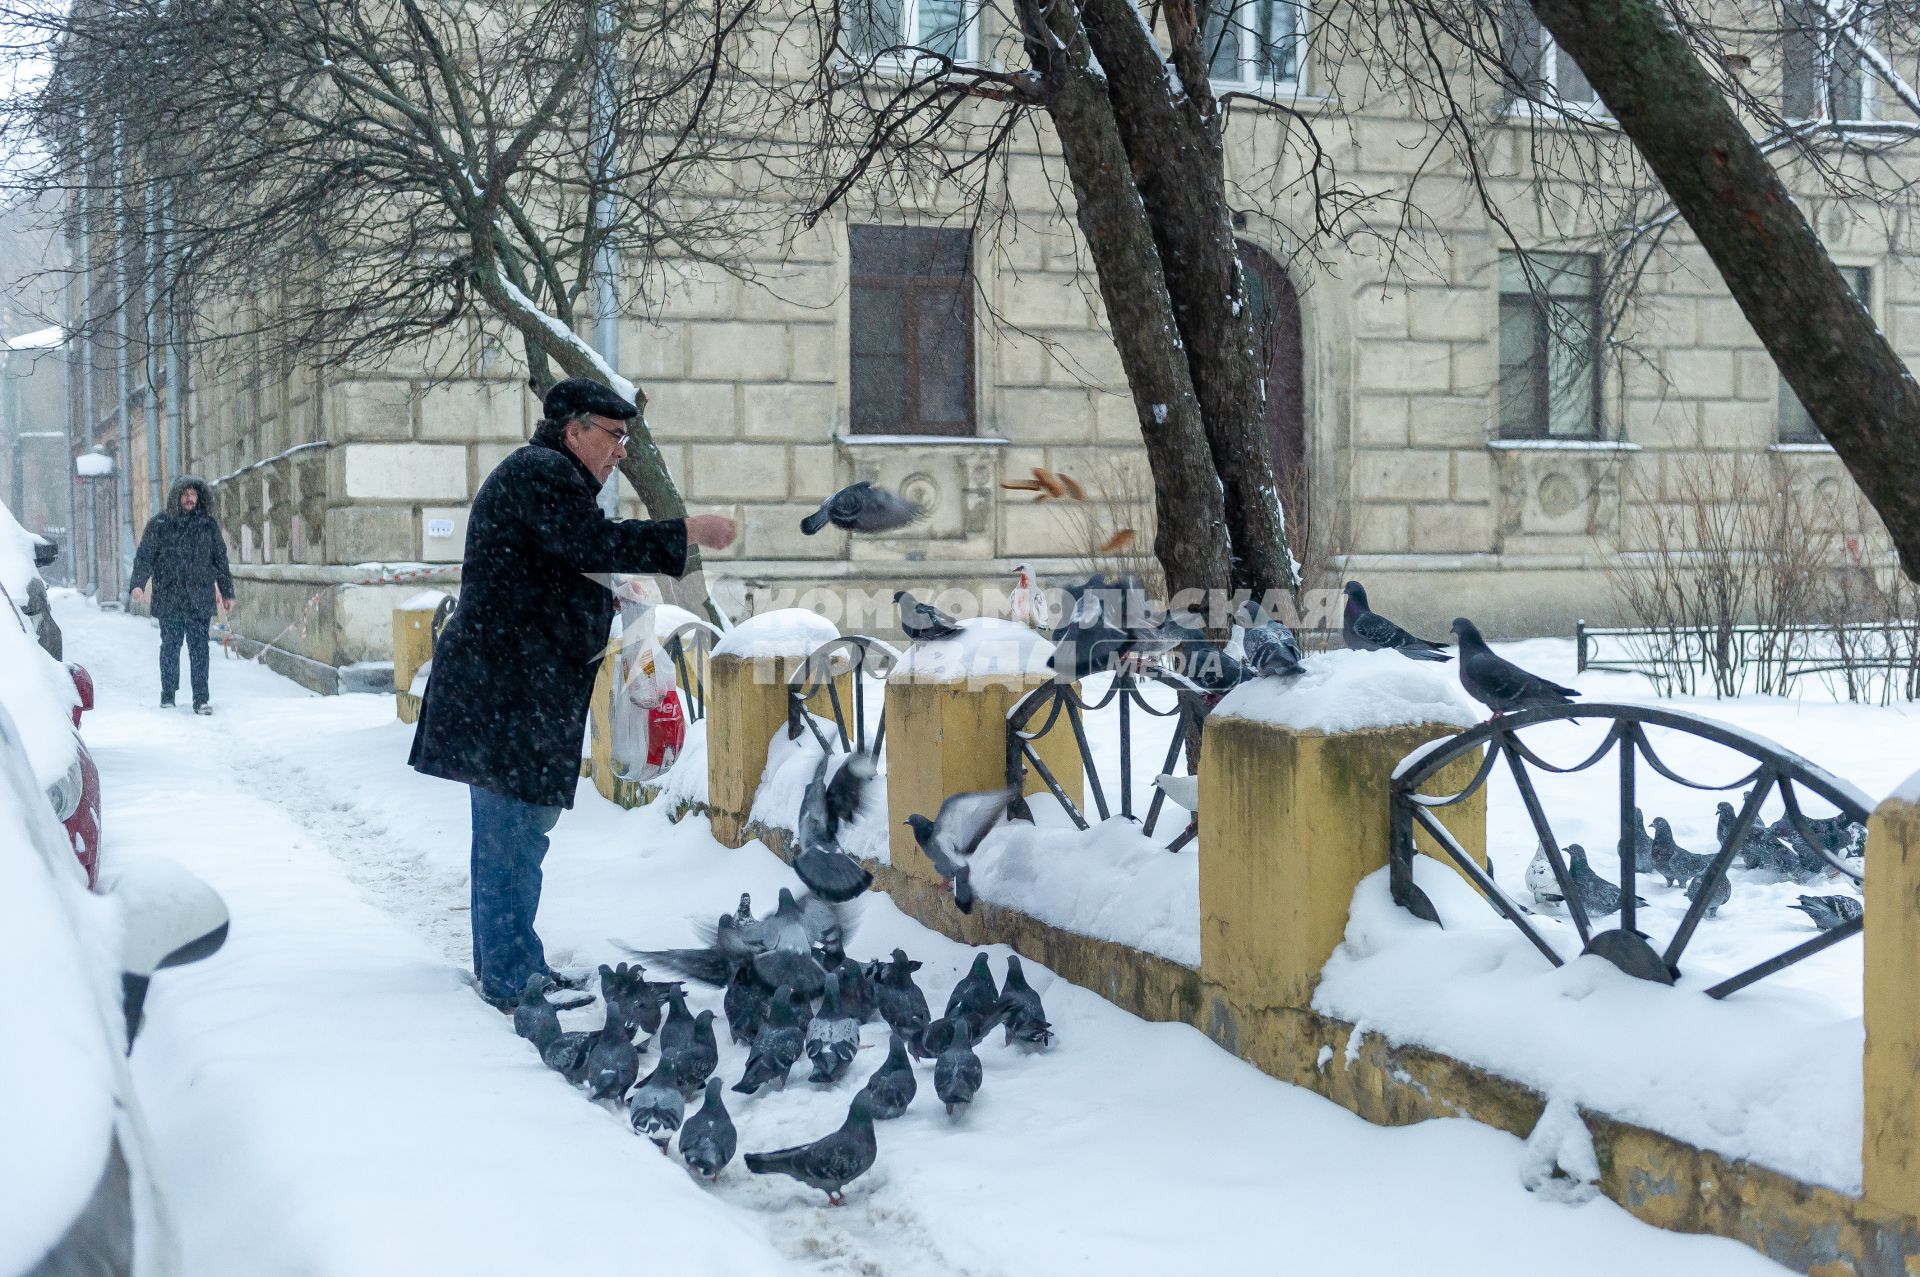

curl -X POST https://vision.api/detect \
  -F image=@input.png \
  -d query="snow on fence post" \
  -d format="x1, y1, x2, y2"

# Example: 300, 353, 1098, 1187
705, 610, 840, 848
1197, 654, 1487, 1019
1864, 768, 1920, 1220
884, 620, 1080, 889
391, 592, 445, 724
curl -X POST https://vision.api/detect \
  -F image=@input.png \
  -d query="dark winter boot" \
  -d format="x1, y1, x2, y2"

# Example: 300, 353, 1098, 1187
193, 703, 213, 716
160, 695, 175, 708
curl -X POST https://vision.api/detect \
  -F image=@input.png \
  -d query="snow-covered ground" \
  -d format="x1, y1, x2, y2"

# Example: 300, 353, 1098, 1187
56, 592, 1793, 1276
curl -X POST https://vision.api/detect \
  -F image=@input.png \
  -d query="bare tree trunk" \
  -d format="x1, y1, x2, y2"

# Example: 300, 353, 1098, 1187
1020, 0, 1235, 611
1532, 0, 1920, 582
1078, 0, 1297, 596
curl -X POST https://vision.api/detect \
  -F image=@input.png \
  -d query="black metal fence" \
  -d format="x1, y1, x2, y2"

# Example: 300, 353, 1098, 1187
1390, 701, 1870, 999
1005, 667, 1207, 851
786, 635, 901, 756
662, 620, 720, 722
1575, 619, 1920, 701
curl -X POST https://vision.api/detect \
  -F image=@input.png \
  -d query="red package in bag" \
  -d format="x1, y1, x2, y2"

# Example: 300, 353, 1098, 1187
647, 689, 686, 771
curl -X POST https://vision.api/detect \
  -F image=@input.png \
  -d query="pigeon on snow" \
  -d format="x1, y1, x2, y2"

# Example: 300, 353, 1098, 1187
998, 955, 1053, 1047
943, 952, 1001, 1025
746, 1092, 879, 1206
794, 753, 877, 904
585, 1018, 641, 1103
896, 590, 963, 642
629, 1056, 686, 1149
1648, 817, 1717, 889
661, 1008, 720, 1098
1153, 773, 1199, 812
870, 948, 932, 1042
734, 985, 806, 1094
1450, 618, 1579, 715
678, 1078, 738, 1181
1716, 801, 1800, 878
805, 974, 862, 1085
905, 787, 1017, 913
1686, 867, 1732, 918
513, 973, 589, 1044
1790, 893, 1863, 931
861, 1033, 918, 1119
1341, 581, 1449, 662
1235, 600, 1305, 679
800, 481, 923, 536
1563, 845, 1643, 919
933, 1029, 986, 1118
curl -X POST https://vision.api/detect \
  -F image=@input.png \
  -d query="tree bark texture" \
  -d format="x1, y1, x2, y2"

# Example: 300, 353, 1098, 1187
1023, 0, 1236, 607
1078, 0, 1298, 595
1531, 0, 1920, 582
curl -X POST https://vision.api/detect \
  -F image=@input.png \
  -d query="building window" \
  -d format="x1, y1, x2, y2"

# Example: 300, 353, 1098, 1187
1203, 0, 1305, 88
1779, 265, 1870, 442
1499, 0, 1599, 111
843, 0, 977, 63
1497, 251, 1602, 439
849, 225, 975, 437
1782, 0, 1869, 122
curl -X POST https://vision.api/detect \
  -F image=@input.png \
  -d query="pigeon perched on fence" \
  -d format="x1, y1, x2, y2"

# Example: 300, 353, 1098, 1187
1047, 584, 1136, 682
934, 1029, 986, 1117
734, 985, 806, 1094
1451, 618, 1579, 715
1341, 581, 1450, 662
662, 1009, 720, 1098
1648, 817, 1717, 888
1686, 868, 1732, 918
585, 1019, 642, 1103
1011, 563, 1053, 632
1235, 601, 1305, 680
998, 955, 1053, 1048
896, 591, 963, 643
745, 1091, 879, 1206
871, 948, 932, 1042
1564, 845, 1644, 918
1153, 773, 1200, 813
944, 952, 1001, 1025
629, 1057, 686, 1150
801, 481, 923, 536
1716, 802, 1800, 878
806, 974, 862, 1085
794, 753, 877, 904
905, 787, 1017, 914
861, 1033, 918, 1119
1790, 893, 1864, 931
678, 1078, 738, 1181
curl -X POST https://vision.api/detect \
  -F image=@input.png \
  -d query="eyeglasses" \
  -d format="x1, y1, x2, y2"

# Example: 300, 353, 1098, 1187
583, 418, 630, 447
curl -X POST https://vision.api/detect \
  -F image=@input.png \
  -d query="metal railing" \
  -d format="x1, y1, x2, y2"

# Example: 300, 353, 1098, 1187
1390, 701, 1870, 999
1575, 618, 1920, 700
1005, 667, 1207, 851
662, 620, 721, 722
786, 634, 901, 756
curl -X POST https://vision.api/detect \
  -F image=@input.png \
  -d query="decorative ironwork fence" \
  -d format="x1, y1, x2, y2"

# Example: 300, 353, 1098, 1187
1390, 701, 1870, 999
1575, 618, 1920, 701
1005, 667, 1207, 851
662, 620, 720, 722
786, 635, 901, 756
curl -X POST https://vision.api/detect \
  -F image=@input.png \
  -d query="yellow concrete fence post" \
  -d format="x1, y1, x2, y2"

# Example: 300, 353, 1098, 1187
705, 611, 841, 848
1198, 706, 1486, 1017
1863, 769, 1920, 1221
884, 620, 1082, 889
391, 590, 448, 724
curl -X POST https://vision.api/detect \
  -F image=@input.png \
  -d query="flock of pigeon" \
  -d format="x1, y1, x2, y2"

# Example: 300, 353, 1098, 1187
1523, 799, 1867, 930
510, 886, 1052, 1205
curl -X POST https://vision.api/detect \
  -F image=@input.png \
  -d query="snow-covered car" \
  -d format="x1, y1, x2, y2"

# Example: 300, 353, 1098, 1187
0, 499, 101, 882
0, 701, 229, 1277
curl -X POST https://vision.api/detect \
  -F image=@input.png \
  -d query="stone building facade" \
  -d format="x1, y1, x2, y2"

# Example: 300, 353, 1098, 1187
63, 2, 1913, 687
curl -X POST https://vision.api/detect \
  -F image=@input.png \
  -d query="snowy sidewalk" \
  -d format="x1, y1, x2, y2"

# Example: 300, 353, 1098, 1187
64, 595, 1791, 1276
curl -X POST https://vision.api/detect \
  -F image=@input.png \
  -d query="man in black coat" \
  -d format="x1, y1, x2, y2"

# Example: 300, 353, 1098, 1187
409, 377, 736, 1008
129, 475, 234, 714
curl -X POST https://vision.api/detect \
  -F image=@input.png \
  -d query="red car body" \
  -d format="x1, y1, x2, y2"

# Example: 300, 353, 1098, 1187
0, 581, 102, 885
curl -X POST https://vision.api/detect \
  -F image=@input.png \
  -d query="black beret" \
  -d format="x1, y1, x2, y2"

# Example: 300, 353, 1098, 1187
542, 376, 638, 422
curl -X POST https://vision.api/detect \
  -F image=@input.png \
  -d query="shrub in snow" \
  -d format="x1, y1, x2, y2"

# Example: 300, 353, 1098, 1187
1520, 1096, 1601, 1205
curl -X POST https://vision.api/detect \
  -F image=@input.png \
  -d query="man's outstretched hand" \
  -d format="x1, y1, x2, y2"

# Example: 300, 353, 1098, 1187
684, 515, 738, 551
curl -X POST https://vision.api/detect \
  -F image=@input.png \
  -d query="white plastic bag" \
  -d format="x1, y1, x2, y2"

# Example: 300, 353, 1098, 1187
609, 578, 683, 780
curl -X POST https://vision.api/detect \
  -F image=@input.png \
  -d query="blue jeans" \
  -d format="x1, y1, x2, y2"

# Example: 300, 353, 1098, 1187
158, 616, 210, 705
469, 785, 564, 1001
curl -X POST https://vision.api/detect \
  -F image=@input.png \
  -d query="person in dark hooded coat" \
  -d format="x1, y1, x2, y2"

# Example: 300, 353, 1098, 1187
129, 475, 234, 713
409, 377, 736, 1008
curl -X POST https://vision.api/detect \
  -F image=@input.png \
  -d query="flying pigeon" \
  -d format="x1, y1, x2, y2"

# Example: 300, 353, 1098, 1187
896, 591, 963, 643
629, 1057, 686, 1150
998, 955, 1053, 1048
585, 1018, 641, 1103
905, 787, 1016, 914
806, 974, 862, 1085
861, 1033, 918, 1119
933, 1030, 985, 1118
1450, 618, 1579, 715
745, 1091, 879, 1206
1790, 893, 1863, 931
678, 1078, 738, 1181
734, 985, 806, 1094
661, 1008, 720, 1098
794, 753, 877, 904
1341, 581, 1450, 662
871, 948, 932, 1042
944, 952, 1000, 1025
800, 481, 923, 536
1235, 600, 1305, 679
1648, 817, 1717, 889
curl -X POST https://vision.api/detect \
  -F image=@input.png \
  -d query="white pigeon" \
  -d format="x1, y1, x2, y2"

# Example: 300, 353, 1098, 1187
1011, 563, 1052, 632
1153, 773, 1200, 812
1526, 842, 1563, 906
